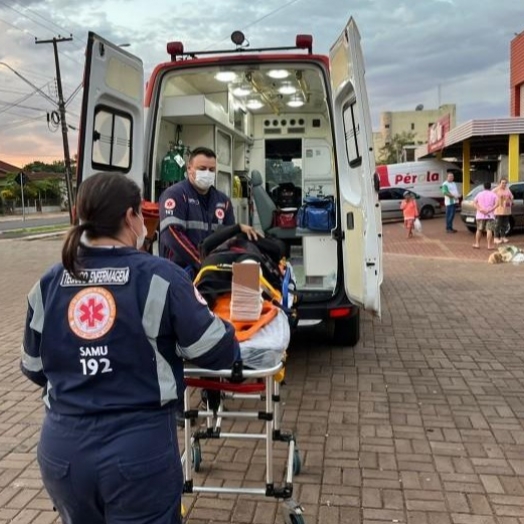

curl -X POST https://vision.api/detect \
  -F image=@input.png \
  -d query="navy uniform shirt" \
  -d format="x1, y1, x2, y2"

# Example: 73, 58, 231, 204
21, 247, 240, 415
158, 179, 235, 271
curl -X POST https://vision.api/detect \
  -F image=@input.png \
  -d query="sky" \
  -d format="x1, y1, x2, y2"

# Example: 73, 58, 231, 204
0, 0, 521, 168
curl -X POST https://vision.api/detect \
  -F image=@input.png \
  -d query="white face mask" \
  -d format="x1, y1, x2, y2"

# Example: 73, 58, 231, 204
194, 169, 215, 191
132, 219, 147, 250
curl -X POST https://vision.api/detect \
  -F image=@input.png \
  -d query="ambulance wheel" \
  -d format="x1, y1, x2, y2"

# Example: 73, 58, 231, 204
331, 309, 360, 347
293, 448, 302, 476
419, 205, 434, 219
192, 442, 202, 472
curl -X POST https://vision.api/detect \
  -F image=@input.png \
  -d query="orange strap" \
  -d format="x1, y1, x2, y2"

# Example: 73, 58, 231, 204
212, 294, 278, 342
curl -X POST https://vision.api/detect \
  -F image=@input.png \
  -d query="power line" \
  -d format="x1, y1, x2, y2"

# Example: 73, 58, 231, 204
0, 61, 56, 104
0, 14, 37, 38
204, 0, 303, 50
0, 80, 53, 115
0, 0, 84, 50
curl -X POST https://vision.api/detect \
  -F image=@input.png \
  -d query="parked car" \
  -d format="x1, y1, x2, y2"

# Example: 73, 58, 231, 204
378, 187, 442, 221
460, 182, 524, 233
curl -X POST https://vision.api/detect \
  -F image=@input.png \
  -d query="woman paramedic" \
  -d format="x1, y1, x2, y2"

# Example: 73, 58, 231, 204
20, 172, 239, 524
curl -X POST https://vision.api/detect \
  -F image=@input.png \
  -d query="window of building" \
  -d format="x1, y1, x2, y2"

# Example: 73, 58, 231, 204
385, 124, 390, 129
410, 123, 415, 130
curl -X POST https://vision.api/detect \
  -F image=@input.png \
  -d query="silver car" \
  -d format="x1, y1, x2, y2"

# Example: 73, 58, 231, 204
460, 182, 524, 233
379, 187, 442, 221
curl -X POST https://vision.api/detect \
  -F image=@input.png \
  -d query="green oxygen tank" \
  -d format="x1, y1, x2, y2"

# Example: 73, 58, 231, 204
161, 142, 186, 184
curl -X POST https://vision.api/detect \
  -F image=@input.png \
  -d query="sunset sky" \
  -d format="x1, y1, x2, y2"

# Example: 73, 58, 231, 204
0, 0, 521, 168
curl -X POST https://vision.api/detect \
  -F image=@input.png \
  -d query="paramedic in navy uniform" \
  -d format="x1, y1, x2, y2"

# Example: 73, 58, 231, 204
20, 172, 239, 524
158, 146, 258, 275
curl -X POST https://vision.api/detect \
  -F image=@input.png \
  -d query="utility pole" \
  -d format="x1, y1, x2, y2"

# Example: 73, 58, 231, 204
35, 35, 75, 224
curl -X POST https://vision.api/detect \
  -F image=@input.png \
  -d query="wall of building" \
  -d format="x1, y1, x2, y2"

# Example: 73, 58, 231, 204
374, 104, 456, 160
510, 31, 524, 116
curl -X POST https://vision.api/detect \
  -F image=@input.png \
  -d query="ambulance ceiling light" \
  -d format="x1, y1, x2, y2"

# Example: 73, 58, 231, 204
287, 94, 304, 108
232, 85, 252, 97
267, 69, 290, 79
215, 71, 237, 82
246, 98, 264, 110
278, 83, 296, 95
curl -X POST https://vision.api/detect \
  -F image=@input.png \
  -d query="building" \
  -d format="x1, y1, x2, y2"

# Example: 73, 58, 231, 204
373, 104, 456, 162
0, 160, 21, 176
510, 30, 524, 116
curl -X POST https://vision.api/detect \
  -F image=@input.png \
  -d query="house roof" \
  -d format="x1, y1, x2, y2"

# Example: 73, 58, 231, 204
0, 160, 21, 175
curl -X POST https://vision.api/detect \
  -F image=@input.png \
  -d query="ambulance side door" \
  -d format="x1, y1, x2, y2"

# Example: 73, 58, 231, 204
330, 18, 382, 316
77, 32, 144, 189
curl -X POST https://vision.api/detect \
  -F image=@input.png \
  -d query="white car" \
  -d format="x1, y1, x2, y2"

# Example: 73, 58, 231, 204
379, 188, 442, 221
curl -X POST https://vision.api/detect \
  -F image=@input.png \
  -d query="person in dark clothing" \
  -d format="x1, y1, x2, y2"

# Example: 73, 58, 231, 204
20, 172, 239, 524
158, 146, 258, 276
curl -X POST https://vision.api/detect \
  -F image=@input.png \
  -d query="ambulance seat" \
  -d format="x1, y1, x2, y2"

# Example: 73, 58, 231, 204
250, 170, 297, 241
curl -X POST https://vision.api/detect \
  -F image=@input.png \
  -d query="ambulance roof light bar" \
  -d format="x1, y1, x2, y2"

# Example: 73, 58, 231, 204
166, 32, 313, 61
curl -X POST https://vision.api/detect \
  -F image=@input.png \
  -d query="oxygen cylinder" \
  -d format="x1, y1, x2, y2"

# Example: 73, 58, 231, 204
161, 143, 186, 183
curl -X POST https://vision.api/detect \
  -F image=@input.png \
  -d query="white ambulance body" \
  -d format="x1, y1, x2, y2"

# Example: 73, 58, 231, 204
376, 160, 462, 200
76, 18, 382, 347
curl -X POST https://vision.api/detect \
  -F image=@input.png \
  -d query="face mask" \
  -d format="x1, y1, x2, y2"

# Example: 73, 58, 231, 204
131, 216, 147, 250
194, 169, 215, 191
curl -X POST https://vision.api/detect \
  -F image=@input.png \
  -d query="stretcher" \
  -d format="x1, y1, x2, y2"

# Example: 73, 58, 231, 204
180, 261, 305, 524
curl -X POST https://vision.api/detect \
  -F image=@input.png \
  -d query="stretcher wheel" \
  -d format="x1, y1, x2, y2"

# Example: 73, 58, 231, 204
192, 441, 202, 472
289, 513, 305, 524
293, 448, 302, 476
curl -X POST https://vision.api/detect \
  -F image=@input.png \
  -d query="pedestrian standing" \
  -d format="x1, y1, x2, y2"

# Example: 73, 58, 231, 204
441, 171, 461, 233
493, 177, 513, 244
400, 191, 418, 238
472, 181, 497, 249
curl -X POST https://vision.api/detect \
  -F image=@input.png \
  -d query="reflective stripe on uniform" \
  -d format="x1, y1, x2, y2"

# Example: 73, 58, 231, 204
28, 281, 44, 333
42, 381, 52, 409
176, 315, 226, 360
20, 343, 43, 372
160, 216, 209, 232
142, 275, 178, 405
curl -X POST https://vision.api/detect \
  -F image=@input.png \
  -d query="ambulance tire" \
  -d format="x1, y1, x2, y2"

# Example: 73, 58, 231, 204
331, 309, 360, 347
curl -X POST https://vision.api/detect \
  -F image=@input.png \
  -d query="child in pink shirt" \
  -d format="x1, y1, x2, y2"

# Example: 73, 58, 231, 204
400, 192, 418, 238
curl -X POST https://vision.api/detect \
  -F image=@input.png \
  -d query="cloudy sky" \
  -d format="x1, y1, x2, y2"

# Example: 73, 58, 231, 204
0, 0, 521, 168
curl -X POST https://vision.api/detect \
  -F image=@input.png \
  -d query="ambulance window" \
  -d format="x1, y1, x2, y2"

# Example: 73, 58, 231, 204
342, 101, 361, 168
91, 106, 132, 172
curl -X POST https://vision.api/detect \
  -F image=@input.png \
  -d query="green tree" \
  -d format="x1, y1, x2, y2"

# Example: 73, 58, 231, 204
23, 157, 77, 178
378, 131, 417, 164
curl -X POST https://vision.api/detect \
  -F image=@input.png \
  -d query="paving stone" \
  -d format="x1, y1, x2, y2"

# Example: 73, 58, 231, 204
1, 221, 524, 522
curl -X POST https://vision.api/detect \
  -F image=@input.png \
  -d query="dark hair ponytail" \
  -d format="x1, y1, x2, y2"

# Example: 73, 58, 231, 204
62, 223, 91, 279
61, 173, 142, 279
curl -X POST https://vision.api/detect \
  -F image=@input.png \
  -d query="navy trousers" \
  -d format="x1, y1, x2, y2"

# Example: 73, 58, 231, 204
37, 406, 183, 524
445, 204, 456, 231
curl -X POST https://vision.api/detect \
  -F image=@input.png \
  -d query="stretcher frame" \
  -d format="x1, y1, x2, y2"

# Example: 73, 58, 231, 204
181, 361, 305, 523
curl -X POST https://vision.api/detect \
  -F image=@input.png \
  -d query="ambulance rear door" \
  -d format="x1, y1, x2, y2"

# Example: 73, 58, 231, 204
329, 18, 382, 316
77, 32, 144, 190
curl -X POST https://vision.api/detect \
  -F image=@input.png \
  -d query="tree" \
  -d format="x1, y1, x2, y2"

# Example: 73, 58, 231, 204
378, 131, 417, 164
23, 157, 76, 178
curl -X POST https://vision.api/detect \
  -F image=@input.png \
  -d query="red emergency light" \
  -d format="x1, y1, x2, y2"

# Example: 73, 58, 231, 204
167, 41, 184, 59
296, 34, 313, 54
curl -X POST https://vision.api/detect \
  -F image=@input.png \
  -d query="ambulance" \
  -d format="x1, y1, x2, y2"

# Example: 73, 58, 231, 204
376, 159, 463, 201
76, 18, 382, 347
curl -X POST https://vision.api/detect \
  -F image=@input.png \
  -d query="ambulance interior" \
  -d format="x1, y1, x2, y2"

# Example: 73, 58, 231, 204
152, 63, 338, 297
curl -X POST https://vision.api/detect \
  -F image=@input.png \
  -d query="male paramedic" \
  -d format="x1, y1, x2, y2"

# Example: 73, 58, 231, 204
159, 146, 258, 275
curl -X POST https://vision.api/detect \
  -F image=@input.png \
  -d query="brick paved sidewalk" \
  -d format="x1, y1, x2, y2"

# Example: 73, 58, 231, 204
1, 237, 524, 523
